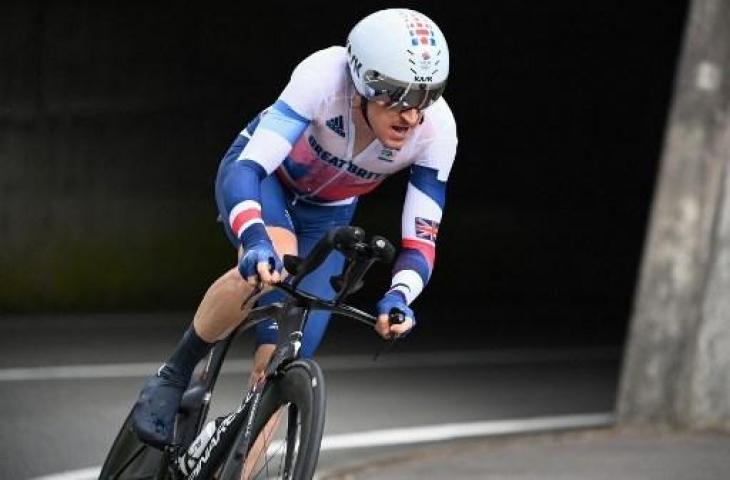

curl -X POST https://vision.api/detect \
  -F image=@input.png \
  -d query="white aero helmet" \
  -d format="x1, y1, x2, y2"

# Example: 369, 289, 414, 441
347, 8, 449, 110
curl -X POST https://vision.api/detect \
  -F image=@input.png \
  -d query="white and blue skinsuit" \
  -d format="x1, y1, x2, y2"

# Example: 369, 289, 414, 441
215, 46, 457, 357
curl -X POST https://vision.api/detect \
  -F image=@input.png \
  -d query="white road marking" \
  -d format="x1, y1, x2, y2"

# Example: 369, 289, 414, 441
1, 347, 617, 382
29, 412, 614, 480
30, 466, 100, 480
320, 412, 615, 450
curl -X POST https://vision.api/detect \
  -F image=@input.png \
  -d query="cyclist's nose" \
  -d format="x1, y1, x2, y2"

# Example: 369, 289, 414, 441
400, 108, 421, 126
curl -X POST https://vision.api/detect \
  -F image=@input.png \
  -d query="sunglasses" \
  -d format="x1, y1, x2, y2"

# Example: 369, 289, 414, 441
362, 70, 446, 111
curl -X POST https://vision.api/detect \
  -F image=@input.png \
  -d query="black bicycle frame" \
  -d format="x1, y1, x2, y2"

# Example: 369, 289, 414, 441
169, 226, 392, 479
177, 303, 314, 479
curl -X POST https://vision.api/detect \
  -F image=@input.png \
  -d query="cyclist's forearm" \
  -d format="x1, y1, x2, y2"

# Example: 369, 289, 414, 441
388, 248, 431, 304
390, 165, 446, 304
220, 159, 271, 248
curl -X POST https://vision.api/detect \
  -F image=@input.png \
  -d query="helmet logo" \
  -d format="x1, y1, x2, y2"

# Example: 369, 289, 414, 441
349, 54, 363, 77
417, 50, 433, 72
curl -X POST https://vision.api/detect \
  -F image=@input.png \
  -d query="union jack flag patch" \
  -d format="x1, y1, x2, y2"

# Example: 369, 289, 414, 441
415, 217, 439, 242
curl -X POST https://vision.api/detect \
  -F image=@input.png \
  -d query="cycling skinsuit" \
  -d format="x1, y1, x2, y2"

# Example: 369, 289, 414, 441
215, 46, 457, 357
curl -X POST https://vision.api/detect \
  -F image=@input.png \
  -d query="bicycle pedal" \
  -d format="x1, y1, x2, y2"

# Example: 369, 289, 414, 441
179, 384, 207, 414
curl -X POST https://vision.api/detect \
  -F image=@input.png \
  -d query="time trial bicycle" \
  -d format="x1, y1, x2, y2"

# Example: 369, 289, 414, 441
99, 225, 403, 479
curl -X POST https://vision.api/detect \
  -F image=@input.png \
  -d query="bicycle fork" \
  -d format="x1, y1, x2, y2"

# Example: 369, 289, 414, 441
217, 329, 304, 479
170, 308, 307, 479
170, 332, 300, 480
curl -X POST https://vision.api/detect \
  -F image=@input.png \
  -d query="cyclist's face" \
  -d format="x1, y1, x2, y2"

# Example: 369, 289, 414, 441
366, 100, 423, 150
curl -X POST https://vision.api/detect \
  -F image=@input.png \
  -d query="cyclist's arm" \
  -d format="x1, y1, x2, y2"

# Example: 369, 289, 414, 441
388, 103, 457, 306
219, 49, 336, 249
387, 165, 447, 305
219, 100, 309, 248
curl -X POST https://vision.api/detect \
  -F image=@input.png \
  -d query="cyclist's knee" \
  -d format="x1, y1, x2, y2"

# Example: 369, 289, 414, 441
267, 226, 297, 259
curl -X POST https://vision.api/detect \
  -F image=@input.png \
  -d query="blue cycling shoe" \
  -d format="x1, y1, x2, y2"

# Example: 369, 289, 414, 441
131, 363, 190, 448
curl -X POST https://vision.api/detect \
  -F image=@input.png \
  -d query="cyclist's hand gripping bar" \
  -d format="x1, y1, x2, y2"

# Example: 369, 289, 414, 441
373, 308, 407, 361
388, 309, 406, 327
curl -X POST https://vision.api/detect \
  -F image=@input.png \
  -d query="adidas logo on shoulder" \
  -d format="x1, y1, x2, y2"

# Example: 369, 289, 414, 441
326, 115, 346, 137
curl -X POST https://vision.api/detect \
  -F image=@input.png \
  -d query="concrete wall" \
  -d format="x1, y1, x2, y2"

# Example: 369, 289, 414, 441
618, 0, 730, 429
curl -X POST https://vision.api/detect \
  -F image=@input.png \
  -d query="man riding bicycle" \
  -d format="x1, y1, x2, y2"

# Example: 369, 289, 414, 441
131, 8, 457, 448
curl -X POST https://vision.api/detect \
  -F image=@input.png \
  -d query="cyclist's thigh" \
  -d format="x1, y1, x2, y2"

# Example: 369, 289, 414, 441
253, 175, 297, 344
260, 174, 297, 257
292, 200, 357, 358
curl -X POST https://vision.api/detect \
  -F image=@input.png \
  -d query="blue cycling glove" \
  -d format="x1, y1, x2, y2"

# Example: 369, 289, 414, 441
238, 240, 283, 280
377, 291, 416, 335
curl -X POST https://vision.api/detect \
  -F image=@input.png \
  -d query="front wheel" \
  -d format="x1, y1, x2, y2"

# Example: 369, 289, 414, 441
220, 359, 326, 480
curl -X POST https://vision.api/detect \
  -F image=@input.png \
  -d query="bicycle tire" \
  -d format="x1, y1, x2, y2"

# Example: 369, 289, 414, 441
98, 411, 170, 480
100, 355, 215, 480
99, 387, 208, 480
219, 359, 326, 480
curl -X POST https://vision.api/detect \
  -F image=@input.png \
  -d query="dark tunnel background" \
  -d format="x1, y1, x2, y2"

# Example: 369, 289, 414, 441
0, 2, 688, 350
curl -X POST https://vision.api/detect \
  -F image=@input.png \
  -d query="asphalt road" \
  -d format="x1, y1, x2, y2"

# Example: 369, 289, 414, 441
0, 314, 620, 479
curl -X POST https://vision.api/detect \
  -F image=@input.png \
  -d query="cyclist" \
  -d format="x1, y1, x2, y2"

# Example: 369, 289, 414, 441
132, 8, 457, 448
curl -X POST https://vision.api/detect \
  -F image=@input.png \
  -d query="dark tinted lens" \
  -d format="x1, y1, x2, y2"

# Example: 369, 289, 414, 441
364, 72, 446, 110
398, 85, 445, 109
